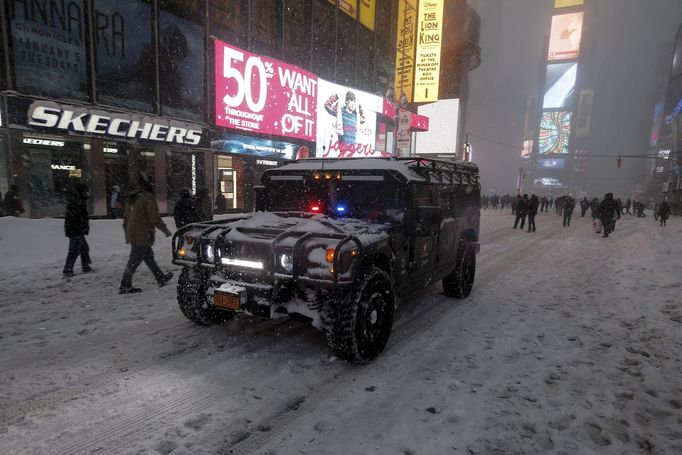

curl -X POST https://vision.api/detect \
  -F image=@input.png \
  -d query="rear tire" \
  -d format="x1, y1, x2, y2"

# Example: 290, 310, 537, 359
177, 268, 231, 326
325, 267, 395, 363
443, 244, 476, 298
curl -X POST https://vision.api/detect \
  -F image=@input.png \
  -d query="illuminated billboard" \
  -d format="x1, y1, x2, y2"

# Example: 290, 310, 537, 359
326, 0, 376, 30
537, 158, 566, 169
327, 0, 357, 19
394, 0, 417, 102
214, 39, 317, 142
316, 79, 386, 158
543, 63, 577, 109
413, 0, 445, 102
539, 111, 571, 154
554, 0, 583, 7
548, 12, 583, 61
522, 139, 533, 159
534, 177, 565, 188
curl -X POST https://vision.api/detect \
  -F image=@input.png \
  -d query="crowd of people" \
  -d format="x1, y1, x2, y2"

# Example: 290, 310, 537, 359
481, 192, 677, 238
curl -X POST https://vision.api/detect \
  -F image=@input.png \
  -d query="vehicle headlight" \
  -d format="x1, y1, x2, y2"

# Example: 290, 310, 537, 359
204, 243, 215, 263
279, 253, 294, 274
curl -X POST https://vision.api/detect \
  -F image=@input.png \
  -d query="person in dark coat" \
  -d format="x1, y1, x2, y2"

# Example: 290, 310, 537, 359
527, 194, 539, 232
119, 174, 173, 294
214, 189, 227, 214
4, 184, 25, 217
580, 197, 589, 217
658, 199, 671, 226
590, 198, 600, 220
195, 186, 213, 221
624, 198, 632, 215
513, 194, 529, 229
562, 195, 575, 226
62, 182, 93, 277
174, 187, 200, 228
599, 193, 620, 238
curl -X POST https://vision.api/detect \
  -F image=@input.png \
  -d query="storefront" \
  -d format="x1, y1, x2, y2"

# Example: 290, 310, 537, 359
6, 96, 210, 218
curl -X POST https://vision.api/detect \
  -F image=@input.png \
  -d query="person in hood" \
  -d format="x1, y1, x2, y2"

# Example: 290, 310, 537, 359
174, 187, 199, 228
62, 182, 93, 278
119, 174, 173, 294
599, 193, 620, 238
195, 186, 213, 221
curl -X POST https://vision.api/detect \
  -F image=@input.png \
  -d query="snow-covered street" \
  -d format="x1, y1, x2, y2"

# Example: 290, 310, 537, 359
1, 210, 681, 455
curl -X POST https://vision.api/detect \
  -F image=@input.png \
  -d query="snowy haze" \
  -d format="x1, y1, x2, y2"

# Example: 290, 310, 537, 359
1, 211, 681, 454
466, 0, 682, 195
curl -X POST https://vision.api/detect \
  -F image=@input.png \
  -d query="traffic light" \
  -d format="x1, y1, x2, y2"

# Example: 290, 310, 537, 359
617, 156, 622, 168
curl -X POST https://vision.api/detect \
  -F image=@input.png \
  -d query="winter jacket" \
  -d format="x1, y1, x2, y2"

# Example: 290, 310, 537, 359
123, 186, 171, 247
64, 189, 89, 237
658, 201, 671, 218
195, 189, 213, 221
4, 188, 24, 216
590, 199, 600, 218
528, 196, 540, 215
563, 197, 576, 214
599, 195, 620, 221
174, 195, 200, 228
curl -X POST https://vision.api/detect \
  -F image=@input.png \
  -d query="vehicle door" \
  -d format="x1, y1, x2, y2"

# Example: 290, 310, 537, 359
437, 185, 458, 267
408, 184, 441, 280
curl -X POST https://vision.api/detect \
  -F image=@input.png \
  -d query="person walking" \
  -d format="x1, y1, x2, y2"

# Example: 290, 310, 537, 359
4, 184, 25, 217
62, 182, 93, 278
173, 187, 200, 229
214, 187, 227, 214
562, 195, 575, 226
513, 194, 529, 229
599, 193, 620, 238
119, 174, 173, 294
195, 186, 213, 221
527, 194, 539, 232
658, 199, 671, 226
579, 197, 589, 217
624, 198, 632, 216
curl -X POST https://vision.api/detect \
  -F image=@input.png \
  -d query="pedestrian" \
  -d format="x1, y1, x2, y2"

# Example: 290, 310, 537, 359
214, 187, 227, 214
195, 186, 213, 221
624, 198, 632, 215
580, 197, 589, 217
174, 187, 200, 229
62, 182, 93, 278
4, 184, 25, 217
110, 184, 124, 219
527, 194, 539, 232
599, 193, 620, 238
562, 194, 575, 226
658, 199, 671, 226
513, 194, 528, 229
0, 191, 6, 217
119, 173, 173, 294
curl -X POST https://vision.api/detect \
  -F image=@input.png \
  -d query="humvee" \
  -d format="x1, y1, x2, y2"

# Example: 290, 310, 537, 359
172, 157, 480, 362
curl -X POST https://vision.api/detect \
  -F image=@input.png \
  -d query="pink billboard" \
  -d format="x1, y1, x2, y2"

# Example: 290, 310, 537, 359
214, 39, 317, 142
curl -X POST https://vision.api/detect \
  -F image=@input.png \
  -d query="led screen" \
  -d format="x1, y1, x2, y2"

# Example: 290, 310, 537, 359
522, 139, 533, 159
672, 26, 682, 78
539, 111, 571, 154
544, 63, 577, 109
537, 158, 565, 169
416, 99, 459, 155
534, 177, 565, 188
548, 12, 583, 61
211, 133, 297, 160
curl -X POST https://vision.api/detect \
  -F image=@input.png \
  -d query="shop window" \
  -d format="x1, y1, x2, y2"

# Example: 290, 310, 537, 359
209, 0, 248, 48
166, 151, 204, 212
103, 142, 129, 216
25, 136, 90, 218
283, 0, 311, 70
311, 0, 336, 81
158, 0, 206, 122
250, 0, 281, 59
93, 0, 155, 112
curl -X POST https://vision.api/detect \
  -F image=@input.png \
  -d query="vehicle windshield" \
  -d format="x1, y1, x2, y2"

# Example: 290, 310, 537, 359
263, 176, 406, 222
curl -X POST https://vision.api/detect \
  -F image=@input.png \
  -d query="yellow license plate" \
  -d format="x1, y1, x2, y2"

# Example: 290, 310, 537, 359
213, 292, 241, 310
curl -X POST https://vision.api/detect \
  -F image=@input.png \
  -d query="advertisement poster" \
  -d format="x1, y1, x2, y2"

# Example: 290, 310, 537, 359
539, 111, 571, 154
327, 0, 358, 19
358, 0, 376, 31
537, 158, 565, 169
522, 139, 533, 159
94, 0, 155, 112
211, 133, 297, 160
554, 0, 583, 7
159, 11, 205, 122
396, 110, 412, 157
548, 12, 583, 61
416, 98, 459, 157
543, 63, 577, 109
413, 0, 444, 102
575, 89, 594, 138
316, 79, 385, 158
394, 0, 417, 103
10, 0, 88, 101
215, 39, 317, 142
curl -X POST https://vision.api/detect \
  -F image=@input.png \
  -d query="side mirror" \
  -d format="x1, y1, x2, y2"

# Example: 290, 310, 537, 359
254, 186, 267, 211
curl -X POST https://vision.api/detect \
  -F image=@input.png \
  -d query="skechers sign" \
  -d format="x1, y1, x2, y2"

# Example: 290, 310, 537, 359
26, 101, 204, 146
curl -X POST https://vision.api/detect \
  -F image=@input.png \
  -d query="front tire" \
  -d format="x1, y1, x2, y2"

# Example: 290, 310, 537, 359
177, 268, 231, 326
325, 267, 395, 363
443, 244, 476, 298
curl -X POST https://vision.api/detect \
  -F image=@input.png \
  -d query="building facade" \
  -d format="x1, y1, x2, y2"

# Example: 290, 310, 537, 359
0, 0, 479, 218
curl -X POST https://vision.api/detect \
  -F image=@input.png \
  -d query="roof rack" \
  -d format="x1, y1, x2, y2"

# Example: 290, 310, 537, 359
395, 157, 479, 185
